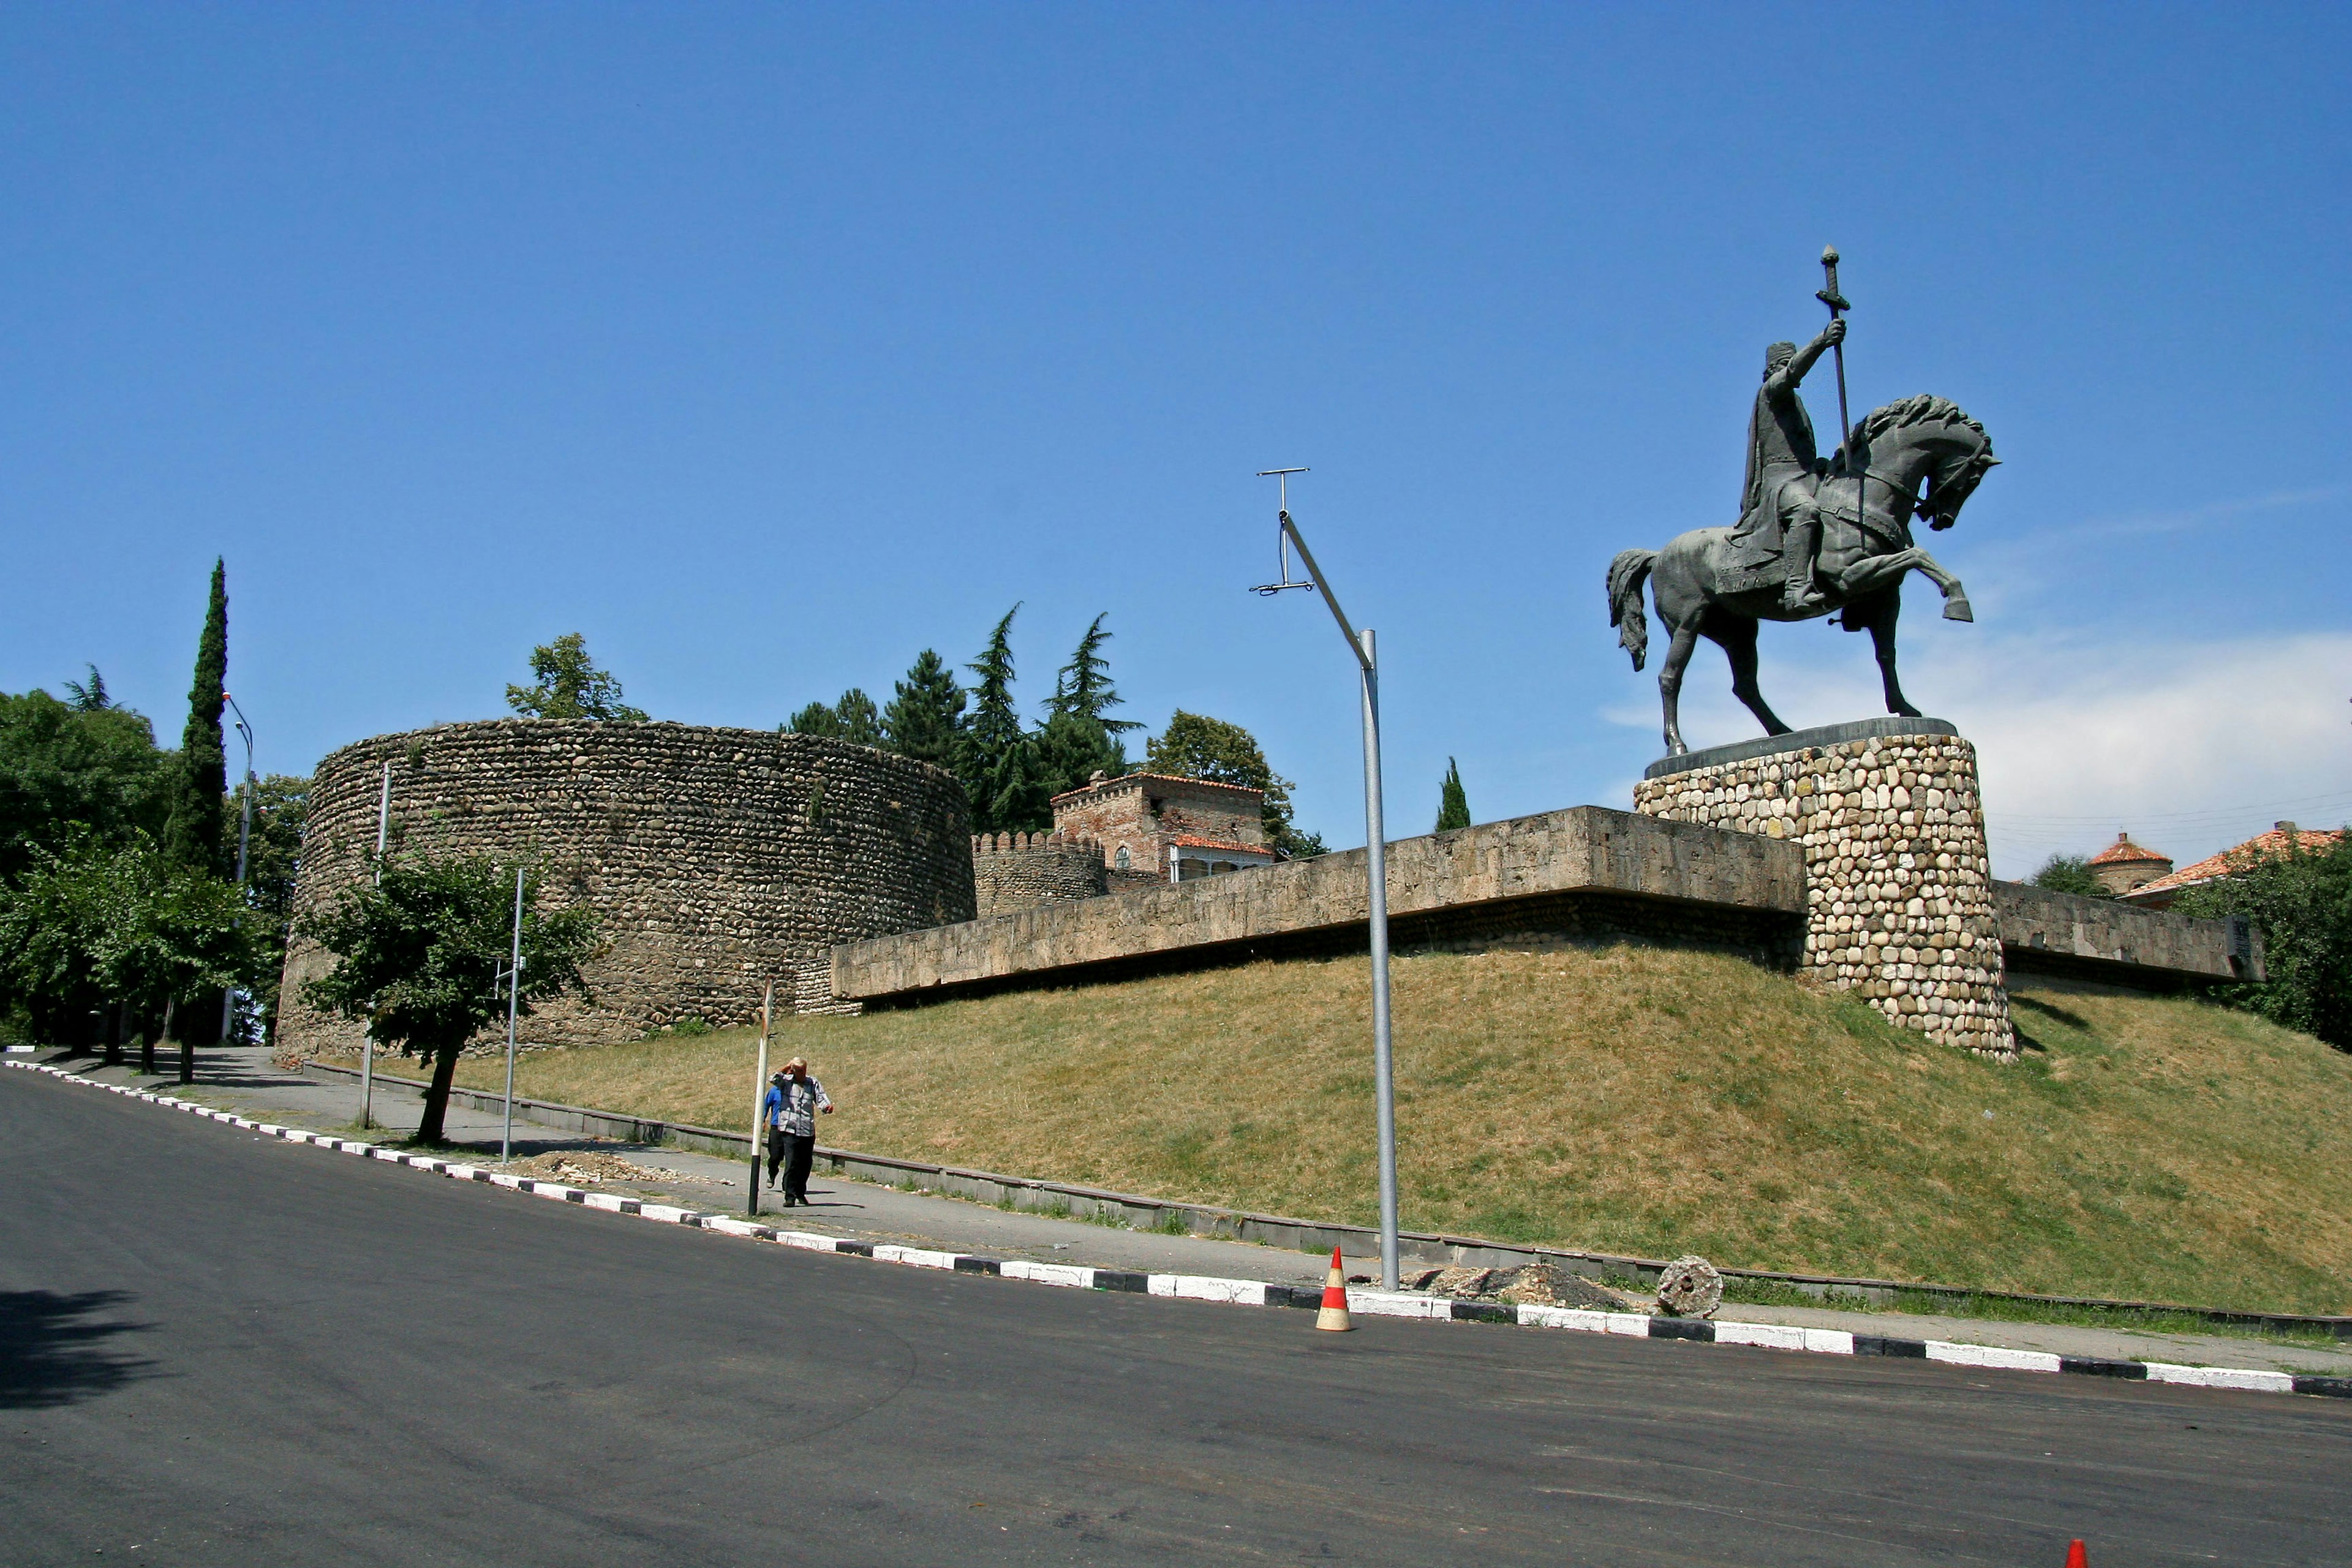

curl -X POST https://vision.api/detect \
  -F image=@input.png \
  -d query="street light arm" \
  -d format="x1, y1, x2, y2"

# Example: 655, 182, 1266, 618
1279, 513, 1373, 673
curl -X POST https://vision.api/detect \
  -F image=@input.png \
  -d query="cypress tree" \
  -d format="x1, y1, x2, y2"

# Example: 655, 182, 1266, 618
164, 559, 230, 876
881, 650, 967, 769
1435, 756, 1471, 832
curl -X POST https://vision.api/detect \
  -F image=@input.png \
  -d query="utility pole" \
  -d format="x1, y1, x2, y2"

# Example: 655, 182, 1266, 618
498, 865, 525, 1163
362, 760, 391, 1130
748, 981, 774, 1218
1252, 469, 1400, 1290
209, 693, 257, 1085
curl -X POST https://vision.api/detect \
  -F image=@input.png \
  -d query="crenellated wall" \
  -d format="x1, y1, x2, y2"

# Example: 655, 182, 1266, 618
277, 720, 973, 1055
971, 831, 1112, 917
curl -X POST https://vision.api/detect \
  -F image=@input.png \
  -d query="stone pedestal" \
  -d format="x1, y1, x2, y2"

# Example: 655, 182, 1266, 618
1632, 718, 2014, 1058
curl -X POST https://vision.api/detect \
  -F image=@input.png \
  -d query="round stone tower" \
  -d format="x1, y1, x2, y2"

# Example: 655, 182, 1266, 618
277, 720, 974, 1055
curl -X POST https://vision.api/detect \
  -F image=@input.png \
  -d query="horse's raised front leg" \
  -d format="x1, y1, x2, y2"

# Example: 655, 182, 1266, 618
1826, 547, 1972, 622
1849, 590, 1921, 717
1658, 620, 1700, 755
1707, 613, 1792, 736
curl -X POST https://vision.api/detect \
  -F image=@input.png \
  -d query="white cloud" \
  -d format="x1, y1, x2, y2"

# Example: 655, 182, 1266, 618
1605, 630, 2352, 878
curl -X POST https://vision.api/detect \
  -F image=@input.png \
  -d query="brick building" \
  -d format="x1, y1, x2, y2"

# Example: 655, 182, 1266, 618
1049, 770, 1276, 884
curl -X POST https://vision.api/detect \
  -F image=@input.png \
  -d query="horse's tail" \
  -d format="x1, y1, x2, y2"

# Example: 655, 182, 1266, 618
1607, 548, 1656, 671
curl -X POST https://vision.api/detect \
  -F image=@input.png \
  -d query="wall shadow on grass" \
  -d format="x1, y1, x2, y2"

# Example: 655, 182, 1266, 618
0, 1290, 156, 1409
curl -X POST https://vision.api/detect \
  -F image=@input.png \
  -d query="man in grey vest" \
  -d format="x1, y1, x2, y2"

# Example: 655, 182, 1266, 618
1741, 316, 1845, 611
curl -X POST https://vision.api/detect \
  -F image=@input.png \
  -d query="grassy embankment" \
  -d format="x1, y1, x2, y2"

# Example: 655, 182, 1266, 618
352, 946, 2352, 1316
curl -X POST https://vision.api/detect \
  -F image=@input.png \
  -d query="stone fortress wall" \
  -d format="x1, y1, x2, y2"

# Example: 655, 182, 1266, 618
972, 832, 1112, 918
1634, 720, 2015, 1058
277, 720, 974, 1055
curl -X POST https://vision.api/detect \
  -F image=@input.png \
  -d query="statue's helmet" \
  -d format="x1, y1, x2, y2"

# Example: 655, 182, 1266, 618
1765, 341, 1798, 374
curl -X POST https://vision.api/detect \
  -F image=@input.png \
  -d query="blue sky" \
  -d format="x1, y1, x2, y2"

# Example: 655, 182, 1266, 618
5, 3, 2346, 875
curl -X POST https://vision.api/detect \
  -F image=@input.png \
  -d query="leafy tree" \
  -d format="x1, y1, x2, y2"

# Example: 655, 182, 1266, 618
298, 854, 600, 1142
880, 650, 967, 771
2029, 854, 2113, 899
962, 606, 1047, 833
787, 689, 883, 748
227, 773, 310, 1039
0, 834, 254, 1057
62, 666, 110, 712
1145, 711, 1324, 859
2174, 831, 2352, 1049
164, 560, 231, 877
0, 688, 173, 884
1435, 757, 1471, 832
0, 834, 117, 1046
505, 633, 649, 722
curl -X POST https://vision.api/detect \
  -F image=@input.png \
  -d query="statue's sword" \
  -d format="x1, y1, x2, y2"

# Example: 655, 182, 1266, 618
1816, 245, 1853, 448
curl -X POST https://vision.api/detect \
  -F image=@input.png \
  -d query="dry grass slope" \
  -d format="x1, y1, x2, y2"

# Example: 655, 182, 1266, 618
395, 946, 2352, 1314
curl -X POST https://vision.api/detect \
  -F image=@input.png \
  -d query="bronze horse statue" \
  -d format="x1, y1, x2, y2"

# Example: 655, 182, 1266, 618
1608, 393, 1997, 755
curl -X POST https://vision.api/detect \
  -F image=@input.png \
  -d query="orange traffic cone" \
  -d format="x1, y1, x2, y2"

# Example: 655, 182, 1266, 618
1316, 1246, 1353, 1332
2064, 1542, 2087, 1568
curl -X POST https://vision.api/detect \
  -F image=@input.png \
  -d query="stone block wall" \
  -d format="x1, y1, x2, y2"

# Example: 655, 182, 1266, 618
972, 832, 1112, 917
278, 720, 973, 1055
1634, 720, 2015, 1058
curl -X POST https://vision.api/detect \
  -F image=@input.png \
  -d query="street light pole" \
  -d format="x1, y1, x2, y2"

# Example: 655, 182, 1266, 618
363, 760, 391, 1130
499, 865, 526, 1163
209, 694, 257, 1085
1253, 471, 1400, 1291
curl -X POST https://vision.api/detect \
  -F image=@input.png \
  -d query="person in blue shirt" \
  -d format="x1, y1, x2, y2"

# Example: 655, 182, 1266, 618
761, 1057, 833, 1204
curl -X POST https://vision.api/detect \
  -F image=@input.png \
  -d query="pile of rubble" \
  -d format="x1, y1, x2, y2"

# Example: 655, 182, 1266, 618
500, 1150, 725, 1187
1398, 1255, 1725, 1319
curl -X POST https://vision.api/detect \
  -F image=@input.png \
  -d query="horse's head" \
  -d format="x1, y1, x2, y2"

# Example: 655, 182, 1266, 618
1842, 394, 1996, 530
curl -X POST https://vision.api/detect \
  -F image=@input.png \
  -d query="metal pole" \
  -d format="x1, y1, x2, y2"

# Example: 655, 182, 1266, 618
1256, 481, 1401, 1291
748, 982, 772, 1216
363, 760, 390, 1129
1359, 628, 1398, 1291
213, 696, 255, 1082
500, 865, 524, 1163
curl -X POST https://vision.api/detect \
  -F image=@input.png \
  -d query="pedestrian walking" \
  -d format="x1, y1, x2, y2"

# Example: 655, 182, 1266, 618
761, 1057, 832, 1205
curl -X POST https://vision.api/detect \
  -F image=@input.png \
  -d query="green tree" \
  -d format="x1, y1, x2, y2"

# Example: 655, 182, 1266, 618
0, 833, 118, 1046
787, 689, 883, 748
2029, 854, 2113, 899
880, 650, 967, 771
62, 665, 110, 712
0, 834, 254, 1057
94, 840, 258, 1076
1145, 710, 1324, 859
164, 560, 231, 876
1435, 757, 1471, 832
298, 854, 600, 1142
227, 773, 311, 1040
0, 687, 173, 884
506, 633, 649, 722
1035, 615, 1133, 801
962, 606, 1047, 833
2175, 831, 2352, 1049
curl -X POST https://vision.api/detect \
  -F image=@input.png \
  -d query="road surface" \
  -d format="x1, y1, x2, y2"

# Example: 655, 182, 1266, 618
4, 1066, 2345, 1566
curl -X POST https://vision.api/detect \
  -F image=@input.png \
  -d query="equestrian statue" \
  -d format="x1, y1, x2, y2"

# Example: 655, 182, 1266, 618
1607, 249, 1999, 755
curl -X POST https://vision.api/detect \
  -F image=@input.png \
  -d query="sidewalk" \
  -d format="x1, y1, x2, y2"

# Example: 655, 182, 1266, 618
54, 1042, 2352, 1378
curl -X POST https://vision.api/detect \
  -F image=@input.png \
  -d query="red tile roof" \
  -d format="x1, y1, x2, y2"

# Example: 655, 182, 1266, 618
1167, 835, 1276, 857
2087, 832, 2169, 867
2119, 826, 2344, 902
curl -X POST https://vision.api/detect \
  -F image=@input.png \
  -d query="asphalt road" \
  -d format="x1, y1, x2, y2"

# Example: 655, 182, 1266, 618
5, 1068, 2346, 1567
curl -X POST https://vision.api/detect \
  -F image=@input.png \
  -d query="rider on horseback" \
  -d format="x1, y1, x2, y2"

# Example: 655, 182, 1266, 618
1741, 317, 1845, 612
